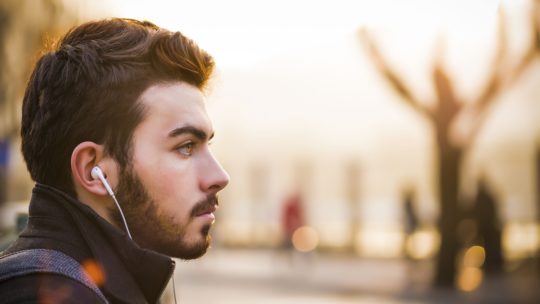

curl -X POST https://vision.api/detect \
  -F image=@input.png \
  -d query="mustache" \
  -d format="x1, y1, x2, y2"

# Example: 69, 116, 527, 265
190, 194, 219, 217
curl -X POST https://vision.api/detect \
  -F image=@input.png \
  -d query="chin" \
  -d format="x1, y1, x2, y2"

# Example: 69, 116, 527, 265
179, 246, 208, 260
172, 225, 213, 260
176, 238, 211, 260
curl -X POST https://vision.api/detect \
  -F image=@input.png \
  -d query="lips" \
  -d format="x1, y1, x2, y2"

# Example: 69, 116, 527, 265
195, 204, 217, 217
191, 195, 219, 217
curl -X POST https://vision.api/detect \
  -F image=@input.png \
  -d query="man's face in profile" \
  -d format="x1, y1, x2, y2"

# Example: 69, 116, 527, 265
111, 82, 230, 259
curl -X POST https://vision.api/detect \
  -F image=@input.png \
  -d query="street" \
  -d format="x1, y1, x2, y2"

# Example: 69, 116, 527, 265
169, 248, 540, 304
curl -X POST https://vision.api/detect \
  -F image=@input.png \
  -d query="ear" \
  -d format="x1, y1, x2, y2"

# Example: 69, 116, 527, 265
71, 141, 111, 197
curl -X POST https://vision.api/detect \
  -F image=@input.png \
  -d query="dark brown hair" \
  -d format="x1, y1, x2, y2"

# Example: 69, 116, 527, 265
21, 18, 215, 196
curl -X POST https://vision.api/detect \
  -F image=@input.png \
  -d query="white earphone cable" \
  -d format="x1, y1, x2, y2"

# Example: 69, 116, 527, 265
172, 274, 178, 303
109, 194, 132, 240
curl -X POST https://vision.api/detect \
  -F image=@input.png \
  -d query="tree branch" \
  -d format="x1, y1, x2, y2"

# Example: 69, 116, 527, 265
507, 2, 539, 85
359, 28, 432, 120
474, 7, 507, 111
469, 3, 539, 144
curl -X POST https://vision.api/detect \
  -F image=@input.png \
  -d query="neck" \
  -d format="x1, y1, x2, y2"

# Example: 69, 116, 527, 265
76, 190, 121, 230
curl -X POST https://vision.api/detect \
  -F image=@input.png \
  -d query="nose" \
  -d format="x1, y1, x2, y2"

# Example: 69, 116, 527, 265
200, 152, 230, 193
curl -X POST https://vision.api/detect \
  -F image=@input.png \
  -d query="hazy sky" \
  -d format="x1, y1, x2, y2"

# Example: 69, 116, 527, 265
103, 0, 503, 67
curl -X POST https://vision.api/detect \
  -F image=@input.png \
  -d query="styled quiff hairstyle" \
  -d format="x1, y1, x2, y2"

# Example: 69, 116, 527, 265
21, 18, 214, 196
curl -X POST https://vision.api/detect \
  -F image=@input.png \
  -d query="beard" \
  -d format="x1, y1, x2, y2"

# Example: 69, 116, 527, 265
108, 164, 217, 260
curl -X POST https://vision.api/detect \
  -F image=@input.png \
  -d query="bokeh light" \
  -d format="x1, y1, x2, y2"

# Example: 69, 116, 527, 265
292, 225, 319, 252
463, 246, 486, 268
82, 259, 106, 287
457, 266, 484, 292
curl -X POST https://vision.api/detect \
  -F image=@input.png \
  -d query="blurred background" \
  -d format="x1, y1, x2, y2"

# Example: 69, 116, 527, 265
1, 0, 540, 303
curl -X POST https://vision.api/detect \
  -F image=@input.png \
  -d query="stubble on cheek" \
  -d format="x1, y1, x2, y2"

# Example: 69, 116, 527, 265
112, 164, 216, 258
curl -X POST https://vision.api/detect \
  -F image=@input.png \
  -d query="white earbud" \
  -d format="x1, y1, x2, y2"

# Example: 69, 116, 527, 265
91, 166, 132, 240
91, 166, 115, 197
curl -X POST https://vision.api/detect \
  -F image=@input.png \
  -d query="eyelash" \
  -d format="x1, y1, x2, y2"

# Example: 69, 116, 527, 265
175, 139, 214, 157
177, 142, 195, 156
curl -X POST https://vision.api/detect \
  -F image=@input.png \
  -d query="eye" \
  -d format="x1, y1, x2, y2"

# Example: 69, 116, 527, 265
177, 142, 195, 156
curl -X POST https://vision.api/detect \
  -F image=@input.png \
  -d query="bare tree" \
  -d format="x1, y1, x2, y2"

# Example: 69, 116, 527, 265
360, 2, 539, 287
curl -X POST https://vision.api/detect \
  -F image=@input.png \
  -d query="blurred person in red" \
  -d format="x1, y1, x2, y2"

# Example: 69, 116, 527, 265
281, 192, 305, 250
0, 18, 229, 303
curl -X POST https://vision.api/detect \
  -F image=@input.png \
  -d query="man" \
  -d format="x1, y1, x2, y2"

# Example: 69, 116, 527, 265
0, 18, 229, 303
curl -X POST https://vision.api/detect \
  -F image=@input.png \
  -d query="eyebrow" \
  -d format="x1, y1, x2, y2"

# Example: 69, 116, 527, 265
168, 126, 214, 141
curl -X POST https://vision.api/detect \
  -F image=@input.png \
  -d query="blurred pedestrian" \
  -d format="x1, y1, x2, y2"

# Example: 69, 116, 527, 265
281, 192, 305, 250
402, 187, 418, 259
0, 139, 8, 207
473, 179, 503, 273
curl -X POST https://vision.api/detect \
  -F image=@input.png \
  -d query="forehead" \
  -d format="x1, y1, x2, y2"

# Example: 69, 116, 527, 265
136, 82, 211, 136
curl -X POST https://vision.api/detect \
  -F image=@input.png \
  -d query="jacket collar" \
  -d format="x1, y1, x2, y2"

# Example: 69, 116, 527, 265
29, 184, 175, 303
